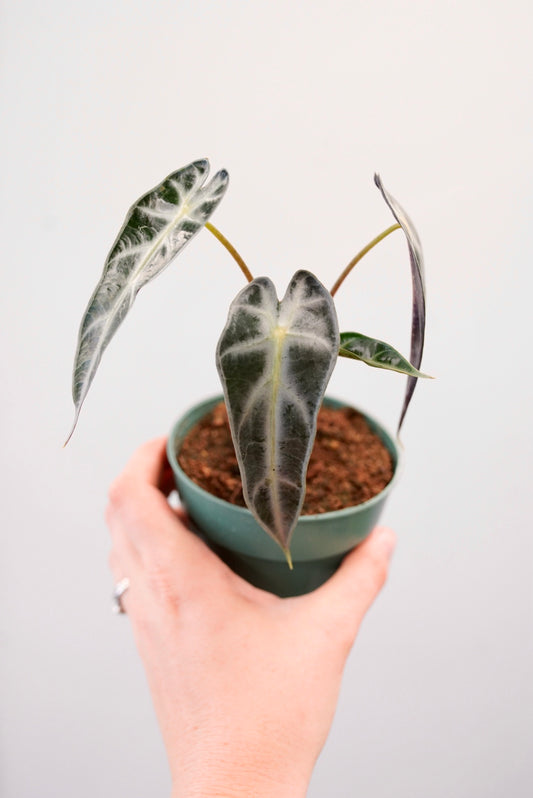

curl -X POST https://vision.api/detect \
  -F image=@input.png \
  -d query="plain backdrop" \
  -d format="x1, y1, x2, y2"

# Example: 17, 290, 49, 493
1, 1, 532, 796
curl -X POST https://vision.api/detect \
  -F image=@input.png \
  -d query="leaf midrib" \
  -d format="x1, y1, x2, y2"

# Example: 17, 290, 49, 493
268, 325, 288, 536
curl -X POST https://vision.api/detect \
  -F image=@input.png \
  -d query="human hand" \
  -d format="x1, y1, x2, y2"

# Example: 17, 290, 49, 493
107, 438, 396, 798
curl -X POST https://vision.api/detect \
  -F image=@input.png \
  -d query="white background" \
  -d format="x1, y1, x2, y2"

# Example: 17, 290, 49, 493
1, 1, 532, 796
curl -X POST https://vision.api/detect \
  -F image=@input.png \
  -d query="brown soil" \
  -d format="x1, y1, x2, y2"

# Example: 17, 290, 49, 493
177, 402, 393, 515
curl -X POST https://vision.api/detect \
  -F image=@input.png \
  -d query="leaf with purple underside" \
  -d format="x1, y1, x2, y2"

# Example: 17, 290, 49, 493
374, 175, 426, 432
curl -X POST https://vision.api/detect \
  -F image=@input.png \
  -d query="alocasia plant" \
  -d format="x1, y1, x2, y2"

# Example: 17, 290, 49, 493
68, 159, 429, 561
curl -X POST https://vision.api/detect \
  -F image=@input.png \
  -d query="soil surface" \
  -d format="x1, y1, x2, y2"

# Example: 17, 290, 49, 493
177, 402, 393, 515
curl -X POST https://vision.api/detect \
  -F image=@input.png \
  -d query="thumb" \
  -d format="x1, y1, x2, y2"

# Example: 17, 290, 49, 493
304, 526, 396, 642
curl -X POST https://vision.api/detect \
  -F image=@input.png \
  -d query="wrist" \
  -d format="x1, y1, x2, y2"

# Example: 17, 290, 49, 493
173, 782, 308, 798
173, 785, 308, 798
171, 762, 310, 798
167, 729, 314, 798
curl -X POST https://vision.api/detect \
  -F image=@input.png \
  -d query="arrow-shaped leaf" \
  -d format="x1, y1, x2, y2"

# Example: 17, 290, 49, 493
374, 175, 426, 432
339, 331, 432, 378
66, 159, 229, 443
216, 271, 339, 559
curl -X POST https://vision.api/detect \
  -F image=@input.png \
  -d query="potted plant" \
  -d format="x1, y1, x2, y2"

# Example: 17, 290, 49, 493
67, 159, 429, 596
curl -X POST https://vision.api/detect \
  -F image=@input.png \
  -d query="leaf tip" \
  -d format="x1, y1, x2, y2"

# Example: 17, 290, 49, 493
283, 547, 294, 570
63, 411, 80, 448
410, 367, 434, 380
193, 157, 210, 170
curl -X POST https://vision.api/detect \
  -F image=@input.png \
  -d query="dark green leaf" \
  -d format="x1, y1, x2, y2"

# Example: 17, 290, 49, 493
216, 271, 339, 558
339, 332, 432, 378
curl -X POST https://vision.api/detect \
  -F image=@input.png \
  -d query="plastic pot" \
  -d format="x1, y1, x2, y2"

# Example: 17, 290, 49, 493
167, 395, 401, 597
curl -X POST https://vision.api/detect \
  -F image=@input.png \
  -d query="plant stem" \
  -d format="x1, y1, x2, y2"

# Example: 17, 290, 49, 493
330, 223, 401, 297
205, 221, 254, 283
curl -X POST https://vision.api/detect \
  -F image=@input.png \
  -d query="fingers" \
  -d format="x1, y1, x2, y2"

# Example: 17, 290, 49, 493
118, 437, 176, 495
106, 438, 229, 602
326, 525, 396, 612
108, 437, 189, 552
302, 526, 396, 649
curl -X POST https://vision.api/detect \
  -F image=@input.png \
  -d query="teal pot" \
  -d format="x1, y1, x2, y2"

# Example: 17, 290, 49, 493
167, 395, 401, 597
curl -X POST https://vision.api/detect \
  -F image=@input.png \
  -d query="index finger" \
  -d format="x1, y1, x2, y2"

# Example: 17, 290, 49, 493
120, 437, 176, 495
107, 438, 229, 587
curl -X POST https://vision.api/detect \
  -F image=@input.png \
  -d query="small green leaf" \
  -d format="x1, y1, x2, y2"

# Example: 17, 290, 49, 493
217, 271, 339, 557
66, 159, 229, 443
374, 175, 426, 432
339, 332, 432, 378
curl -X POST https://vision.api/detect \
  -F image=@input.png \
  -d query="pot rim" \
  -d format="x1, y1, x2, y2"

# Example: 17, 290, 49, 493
166, 394, 403, 524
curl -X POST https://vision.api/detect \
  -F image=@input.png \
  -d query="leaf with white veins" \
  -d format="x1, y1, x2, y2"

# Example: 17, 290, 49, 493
66, 159, 229, 443
339, 332, 432, 378
374, 175, 426, 432
216, 271, 339, 559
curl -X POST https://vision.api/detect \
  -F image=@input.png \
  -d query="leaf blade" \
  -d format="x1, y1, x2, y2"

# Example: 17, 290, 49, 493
374, 174, 426, 432
216, 271, 339, 555
66, 160, 229, 443
339, 331, 432, 378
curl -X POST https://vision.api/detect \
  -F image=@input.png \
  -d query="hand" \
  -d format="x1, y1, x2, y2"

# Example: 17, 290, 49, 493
107, 438, 396, 798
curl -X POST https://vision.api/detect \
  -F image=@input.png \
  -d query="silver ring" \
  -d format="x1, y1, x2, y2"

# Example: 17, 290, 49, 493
112, 577, 130, 615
